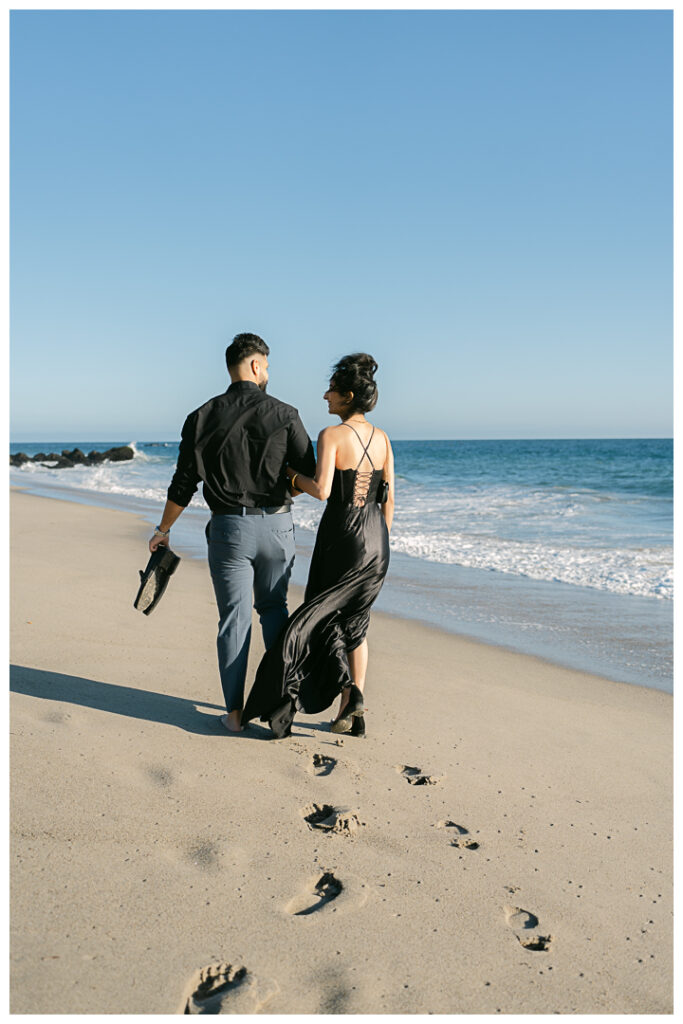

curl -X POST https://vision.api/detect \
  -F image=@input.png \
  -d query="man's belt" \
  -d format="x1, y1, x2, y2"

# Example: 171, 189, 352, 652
212, 504, 290, 516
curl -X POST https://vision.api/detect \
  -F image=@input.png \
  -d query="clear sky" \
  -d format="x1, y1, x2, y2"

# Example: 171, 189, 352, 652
10, 9, 672, 441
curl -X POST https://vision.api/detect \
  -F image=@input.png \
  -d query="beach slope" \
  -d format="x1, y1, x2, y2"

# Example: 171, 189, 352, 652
10, 490, 672, 1013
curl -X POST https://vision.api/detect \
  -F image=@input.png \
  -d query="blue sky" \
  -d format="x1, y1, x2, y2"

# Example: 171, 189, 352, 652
10, 9, 672, 441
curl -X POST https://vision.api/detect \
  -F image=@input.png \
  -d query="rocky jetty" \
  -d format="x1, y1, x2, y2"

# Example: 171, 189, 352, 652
10, 446, 135, 468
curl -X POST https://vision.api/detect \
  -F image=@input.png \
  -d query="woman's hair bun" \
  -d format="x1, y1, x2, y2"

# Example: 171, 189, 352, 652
330, 352, 379, 414
351, 353, 378, 379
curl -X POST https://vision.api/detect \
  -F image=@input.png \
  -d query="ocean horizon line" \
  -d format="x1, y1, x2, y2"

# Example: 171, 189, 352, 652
9, 434, 674, 446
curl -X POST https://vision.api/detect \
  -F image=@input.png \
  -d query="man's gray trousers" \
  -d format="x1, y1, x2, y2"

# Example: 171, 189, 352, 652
206, 510, 295, 713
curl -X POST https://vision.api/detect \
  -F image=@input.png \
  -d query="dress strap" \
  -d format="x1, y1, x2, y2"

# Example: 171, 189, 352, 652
342, 422, 376, 470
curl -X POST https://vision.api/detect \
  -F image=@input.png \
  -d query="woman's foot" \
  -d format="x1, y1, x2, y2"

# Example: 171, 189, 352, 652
330, 685, 364, 734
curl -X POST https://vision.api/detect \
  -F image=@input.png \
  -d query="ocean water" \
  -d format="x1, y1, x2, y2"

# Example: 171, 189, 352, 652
10, 438, 673, 692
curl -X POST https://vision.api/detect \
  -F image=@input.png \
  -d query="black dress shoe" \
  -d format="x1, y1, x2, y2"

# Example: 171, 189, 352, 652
134, 546, 181, 615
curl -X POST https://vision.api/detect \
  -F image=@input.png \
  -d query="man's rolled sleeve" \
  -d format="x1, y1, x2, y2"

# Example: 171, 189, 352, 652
167, 413, 201, 507
287, 413, 316, 476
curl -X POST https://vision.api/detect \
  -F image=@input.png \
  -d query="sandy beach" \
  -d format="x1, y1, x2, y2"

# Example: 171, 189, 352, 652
10, 488, 672, 1014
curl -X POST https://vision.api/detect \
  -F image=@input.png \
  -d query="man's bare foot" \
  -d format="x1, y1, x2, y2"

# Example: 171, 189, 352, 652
220, 712, 243, 733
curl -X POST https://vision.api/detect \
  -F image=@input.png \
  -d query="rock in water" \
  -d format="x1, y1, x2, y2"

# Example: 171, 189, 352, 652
11, 445, 135, 468
61, 447, 87, 464
104, 446, 134, 462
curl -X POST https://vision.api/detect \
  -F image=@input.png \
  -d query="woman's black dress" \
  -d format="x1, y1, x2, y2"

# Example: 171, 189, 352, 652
242, 439, 390, 738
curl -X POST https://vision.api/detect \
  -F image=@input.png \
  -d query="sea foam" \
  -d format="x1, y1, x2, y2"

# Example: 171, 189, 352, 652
10, 438, 672, 601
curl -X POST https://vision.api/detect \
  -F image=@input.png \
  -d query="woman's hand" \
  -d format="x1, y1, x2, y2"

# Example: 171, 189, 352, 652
287, 430, 338, 502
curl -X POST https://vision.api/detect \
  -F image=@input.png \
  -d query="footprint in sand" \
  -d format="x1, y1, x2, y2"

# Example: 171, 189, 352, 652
436, 820, 480, 850
43, 710, 71, 724
503, 905, 553, 952
301, 803, 364, 836
182, 962, 247, 1013
309, 753, 337, 777
396, 765, 443, 786
181, 962, 278, 1014
285, 871, 343, 916
186, 840, 222, 872
145, 765, 174, 788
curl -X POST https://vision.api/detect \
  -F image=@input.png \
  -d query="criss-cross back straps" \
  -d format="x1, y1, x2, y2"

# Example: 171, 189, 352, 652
342, 422, 376, 470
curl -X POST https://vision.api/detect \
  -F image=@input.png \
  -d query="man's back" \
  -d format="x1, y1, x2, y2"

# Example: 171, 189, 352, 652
168, 381, 315, 511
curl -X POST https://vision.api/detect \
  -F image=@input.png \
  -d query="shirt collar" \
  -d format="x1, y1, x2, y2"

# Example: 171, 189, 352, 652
227, 380, 261, 393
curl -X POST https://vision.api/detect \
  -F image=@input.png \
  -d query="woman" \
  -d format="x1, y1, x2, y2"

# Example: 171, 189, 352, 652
242, 353, 394, 739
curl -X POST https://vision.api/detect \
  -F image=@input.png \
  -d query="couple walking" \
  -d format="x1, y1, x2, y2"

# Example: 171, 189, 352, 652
149, 333, 394, 739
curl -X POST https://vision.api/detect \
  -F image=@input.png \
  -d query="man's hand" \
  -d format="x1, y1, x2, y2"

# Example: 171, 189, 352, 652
148, 500, 185, 553
149, 532, 170, 553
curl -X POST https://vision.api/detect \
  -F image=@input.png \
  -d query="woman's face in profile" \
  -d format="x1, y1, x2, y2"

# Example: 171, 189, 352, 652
324, 382, 350, 418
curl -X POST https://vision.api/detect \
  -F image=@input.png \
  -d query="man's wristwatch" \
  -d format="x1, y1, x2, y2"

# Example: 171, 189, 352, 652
153, 525, 170, 538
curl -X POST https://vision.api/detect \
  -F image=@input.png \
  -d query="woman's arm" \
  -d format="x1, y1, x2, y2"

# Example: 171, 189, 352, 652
381, 433, 395, 533
289, 427, 338, 502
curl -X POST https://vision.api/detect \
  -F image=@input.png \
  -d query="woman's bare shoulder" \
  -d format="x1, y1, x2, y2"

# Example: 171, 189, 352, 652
318, 426, 348, 453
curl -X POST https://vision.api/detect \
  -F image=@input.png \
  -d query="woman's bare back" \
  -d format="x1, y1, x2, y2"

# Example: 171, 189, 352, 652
332, 421, 388, 473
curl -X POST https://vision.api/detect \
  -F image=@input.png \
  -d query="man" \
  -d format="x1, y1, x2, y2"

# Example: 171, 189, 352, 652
149, 333, 316, 732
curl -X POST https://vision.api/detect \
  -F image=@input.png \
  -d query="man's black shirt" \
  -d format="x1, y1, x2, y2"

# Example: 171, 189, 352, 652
167, 381, 316, 510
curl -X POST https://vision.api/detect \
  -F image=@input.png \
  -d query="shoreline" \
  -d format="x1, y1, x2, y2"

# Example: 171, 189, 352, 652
10, 490, 673, 1013
9, 484, 630, 697
10, 484, 672, 694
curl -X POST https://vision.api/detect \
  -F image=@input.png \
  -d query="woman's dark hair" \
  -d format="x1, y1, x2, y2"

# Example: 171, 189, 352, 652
225, 332, 269, 368
330, 353, 379, 413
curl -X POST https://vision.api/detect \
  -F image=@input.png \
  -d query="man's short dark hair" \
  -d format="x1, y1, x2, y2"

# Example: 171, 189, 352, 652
226, 333, 270, 368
